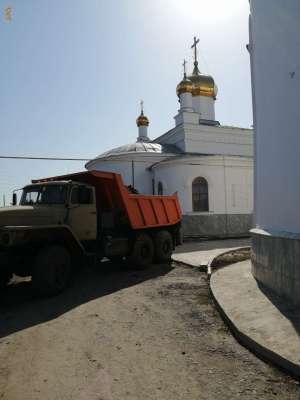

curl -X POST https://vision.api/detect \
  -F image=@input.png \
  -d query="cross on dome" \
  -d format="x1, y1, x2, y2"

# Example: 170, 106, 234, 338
182, 59, 187, 78
177, 38, 217, 100
191, 37, 199, 63
191, 36, 200, 75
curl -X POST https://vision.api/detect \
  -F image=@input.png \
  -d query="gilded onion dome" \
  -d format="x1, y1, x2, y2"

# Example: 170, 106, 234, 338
188, 62, 218, 99
176, 75, 193, 96
136, 111, 149, 127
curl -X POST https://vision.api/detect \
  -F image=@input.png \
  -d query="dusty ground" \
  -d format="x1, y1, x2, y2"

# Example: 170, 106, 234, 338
0, 261, 299, 400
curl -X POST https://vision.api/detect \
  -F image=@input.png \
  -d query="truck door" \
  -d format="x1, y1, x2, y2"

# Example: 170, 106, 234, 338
68, 185, 97, 241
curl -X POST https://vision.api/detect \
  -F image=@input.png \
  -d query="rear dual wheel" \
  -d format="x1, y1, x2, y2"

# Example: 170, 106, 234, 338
129, 233, 154, 269
129, 230, 173, 268
154, 230, 173, 263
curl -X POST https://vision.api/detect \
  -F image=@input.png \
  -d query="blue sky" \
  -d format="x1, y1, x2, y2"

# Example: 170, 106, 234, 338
0, 0, 252, 204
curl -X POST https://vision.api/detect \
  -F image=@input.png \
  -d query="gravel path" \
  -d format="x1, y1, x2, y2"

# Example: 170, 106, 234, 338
0, 261, 299, 399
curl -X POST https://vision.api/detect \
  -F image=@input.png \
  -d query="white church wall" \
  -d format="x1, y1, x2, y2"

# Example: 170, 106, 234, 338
86, 159, 154, 194
155, 127, 186, 152
154, 156, 253, 238
153, 156, 253, 215
224, 161, 253, 214
184, 125, 253, 157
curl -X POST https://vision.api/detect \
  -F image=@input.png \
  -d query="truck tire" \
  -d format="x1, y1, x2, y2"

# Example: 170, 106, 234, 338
0, 270, 12, 289
0, 253, 12, 288
129, 233, 154, 269
108, 256, 125, 264
154, 230, 173, 263
32, 245, 72, 296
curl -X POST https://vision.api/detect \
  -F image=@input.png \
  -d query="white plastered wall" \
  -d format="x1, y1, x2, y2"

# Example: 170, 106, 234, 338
86, 158, 154, 194
250, 0, 300, 234
153, 156, 253, 215
192, 96, 215, 120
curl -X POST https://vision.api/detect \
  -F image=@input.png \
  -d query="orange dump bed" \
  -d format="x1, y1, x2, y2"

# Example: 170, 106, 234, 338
32, 170, 182, 230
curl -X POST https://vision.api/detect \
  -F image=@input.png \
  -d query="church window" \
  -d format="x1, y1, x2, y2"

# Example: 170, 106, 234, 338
158, 181, 163, 195
192, 177, 209, 212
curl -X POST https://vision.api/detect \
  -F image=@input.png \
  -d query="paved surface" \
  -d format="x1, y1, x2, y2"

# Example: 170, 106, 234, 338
210, 260, 300, 378
172, 238, 250, 268
1, 261, 299, 399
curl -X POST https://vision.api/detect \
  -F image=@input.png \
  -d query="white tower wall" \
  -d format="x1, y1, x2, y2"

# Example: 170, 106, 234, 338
250, 0, 300, 234
137, 126, 149, 142
249, 0, 300, 305
192, 96, 215, 121
179, 92, 193, 111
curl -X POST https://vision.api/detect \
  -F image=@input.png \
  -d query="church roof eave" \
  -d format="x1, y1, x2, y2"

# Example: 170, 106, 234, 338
148, 153, 253, 170
85, 141, 182, 169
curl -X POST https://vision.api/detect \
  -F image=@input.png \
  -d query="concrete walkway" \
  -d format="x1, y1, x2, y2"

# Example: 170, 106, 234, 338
172, 238, 250, 268
210, 260, 300, 378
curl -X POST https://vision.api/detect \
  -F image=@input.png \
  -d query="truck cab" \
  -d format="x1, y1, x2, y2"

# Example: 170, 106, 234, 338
11, 181, 98, 240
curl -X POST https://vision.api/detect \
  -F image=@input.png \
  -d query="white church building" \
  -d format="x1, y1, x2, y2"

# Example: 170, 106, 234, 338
86, 39, 254, 238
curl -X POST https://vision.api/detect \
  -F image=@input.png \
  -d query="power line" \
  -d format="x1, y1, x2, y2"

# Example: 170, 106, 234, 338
0, 156, 90, 161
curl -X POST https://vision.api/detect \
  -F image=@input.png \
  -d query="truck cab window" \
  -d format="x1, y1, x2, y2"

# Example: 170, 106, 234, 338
21, 185, 67, 205
71, 187, 79, 204
71, 186, 93, 205
24, 189, 39, 205
79, 187, 93, 204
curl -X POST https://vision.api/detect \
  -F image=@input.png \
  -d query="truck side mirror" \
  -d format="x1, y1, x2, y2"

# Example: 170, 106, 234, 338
12, 193, 17, 206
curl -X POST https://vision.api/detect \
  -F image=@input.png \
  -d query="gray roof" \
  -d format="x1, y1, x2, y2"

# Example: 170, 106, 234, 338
91, 141, 181, 160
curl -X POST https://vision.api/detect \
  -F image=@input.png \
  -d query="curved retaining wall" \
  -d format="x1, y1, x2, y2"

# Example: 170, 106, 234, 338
251, 228, 300, 307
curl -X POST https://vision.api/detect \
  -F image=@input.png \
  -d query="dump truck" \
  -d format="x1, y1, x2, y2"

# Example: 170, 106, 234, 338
0, 170, 182, 296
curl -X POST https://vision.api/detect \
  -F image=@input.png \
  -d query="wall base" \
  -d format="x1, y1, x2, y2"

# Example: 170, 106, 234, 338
182, 213, 252, 238
251, 228, 300, 307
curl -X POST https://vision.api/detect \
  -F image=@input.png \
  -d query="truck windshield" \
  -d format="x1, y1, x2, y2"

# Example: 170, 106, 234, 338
20, 185, 68, 205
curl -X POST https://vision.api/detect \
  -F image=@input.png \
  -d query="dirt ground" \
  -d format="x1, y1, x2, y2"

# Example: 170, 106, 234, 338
0, 261, 299, 400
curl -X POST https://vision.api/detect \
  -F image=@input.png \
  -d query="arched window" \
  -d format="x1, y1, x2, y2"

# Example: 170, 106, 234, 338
157, 181, 163, 195
192, 177, 209, 212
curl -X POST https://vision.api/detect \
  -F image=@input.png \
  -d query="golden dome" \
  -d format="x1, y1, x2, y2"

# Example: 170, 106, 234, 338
176, 76, 193, 96
136, 112, 149, 127
188, 72, 217, 99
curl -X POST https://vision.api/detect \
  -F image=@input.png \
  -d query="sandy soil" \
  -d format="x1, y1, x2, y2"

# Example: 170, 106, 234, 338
0, 261, 299, 400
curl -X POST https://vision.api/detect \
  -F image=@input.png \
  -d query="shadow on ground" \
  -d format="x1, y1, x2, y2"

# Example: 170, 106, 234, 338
257, 281, 300, 337
0, 261, 173, 339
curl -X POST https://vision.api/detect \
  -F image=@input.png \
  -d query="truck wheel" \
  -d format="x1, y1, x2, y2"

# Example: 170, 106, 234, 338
0, 270, 12, 289
108, 256, 124, 264
32, 245, 72, 296
0, 253, 12, 288
129, 234, 154, 269
154, 230, 173, 263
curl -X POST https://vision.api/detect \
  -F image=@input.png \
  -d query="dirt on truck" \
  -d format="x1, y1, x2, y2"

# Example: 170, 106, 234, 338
0, 170, 182, 296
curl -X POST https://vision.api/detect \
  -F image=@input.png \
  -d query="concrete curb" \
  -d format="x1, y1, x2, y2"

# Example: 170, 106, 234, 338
209, 262, 300, 380
172, 246, 250, 274
171, 257, 207, 272
207, 246, 251, 277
